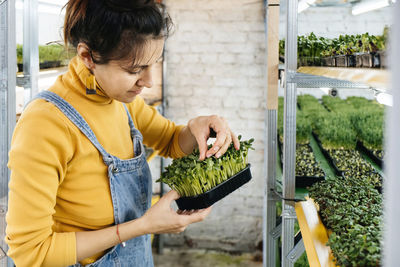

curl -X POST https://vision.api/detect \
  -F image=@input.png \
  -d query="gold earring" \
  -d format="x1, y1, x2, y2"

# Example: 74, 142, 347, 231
86, 74, 97, 95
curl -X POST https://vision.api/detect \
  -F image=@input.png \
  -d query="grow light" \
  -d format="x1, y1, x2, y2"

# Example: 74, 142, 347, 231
376, 92, 393, 106
298, 0, 317, 13
351, 0, 393, 15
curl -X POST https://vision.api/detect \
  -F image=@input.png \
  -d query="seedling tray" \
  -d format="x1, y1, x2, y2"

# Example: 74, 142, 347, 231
335, 55, 347, 67
348, 55, 356, 67
378, 51, 386, 68
175, 164, 252, 210
277, 137, 325, 188
355, 53, 363, 68
356, 141, 383, 168
312, 132, 344, 177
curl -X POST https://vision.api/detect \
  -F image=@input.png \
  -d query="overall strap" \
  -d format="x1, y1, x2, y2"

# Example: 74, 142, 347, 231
122, 104, 143, 141
122, 104, 144, 157
33, 91, 113, 164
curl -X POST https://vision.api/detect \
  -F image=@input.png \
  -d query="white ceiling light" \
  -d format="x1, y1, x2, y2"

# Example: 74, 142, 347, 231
352, 0, 393, 15
298, 0, 318, 13
376, 92, 393, 106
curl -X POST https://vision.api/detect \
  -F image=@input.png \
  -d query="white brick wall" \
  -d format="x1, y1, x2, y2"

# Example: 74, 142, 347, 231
163, 0, 266, 252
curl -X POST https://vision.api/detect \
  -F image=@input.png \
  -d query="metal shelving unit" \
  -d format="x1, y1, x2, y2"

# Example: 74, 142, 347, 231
1, 1, 16, 266
263, 1, 398, 267
288, 72, 371, 89
297, 67, 389, 89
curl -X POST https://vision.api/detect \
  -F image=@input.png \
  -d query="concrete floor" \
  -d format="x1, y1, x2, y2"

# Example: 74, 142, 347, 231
153, 248, 262, 267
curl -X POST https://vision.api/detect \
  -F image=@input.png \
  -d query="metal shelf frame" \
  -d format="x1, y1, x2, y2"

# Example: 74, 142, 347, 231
1, 0, 17, 266
384, 3, 400, 266
264, 1, 399, 267
263, 0, 304, 266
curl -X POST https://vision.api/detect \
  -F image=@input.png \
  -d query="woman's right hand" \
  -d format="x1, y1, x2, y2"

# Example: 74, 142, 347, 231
140, 190, 212, 234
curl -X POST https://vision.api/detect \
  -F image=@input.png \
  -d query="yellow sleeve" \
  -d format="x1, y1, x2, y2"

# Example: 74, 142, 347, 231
6, 100, 77, 267
128, 96, 187, 159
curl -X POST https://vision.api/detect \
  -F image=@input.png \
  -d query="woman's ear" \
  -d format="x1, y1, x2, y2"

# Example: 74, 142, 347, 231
77, 43, 95, 70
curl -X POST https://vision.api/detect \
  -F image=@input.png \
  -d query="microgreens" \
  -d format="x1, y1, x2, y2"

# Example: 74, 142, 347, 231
157, 136, 254, 197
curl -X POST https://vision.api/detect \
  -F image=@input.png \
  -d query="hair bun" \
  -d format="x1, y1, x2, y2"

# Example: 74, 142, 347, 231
105, 0, 154, 12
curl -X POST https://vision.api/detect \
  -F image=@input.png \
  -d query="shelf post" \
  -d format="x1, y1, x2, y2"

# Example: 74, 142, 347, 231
263, 0, 280, 266
23, 0, 39, 102
0, 0, 16, 266
384, 1, 400, 266
282, 0, 298, 266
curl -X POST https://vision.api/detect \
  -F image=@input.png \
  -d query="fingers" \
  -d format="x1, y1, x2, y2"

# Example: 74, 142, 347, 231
231, 130, 240, 150
207, 129, 227, 158
163, 190, 180, 202
187, 207, 212, 223
188, 115, 239, 160
196, 134, 209, 161
178, 207, 212, 224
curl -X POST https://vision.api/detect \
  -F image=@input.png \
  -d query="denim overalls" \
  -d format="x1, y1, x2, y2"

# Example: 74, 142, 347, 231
35, 91, 154, 267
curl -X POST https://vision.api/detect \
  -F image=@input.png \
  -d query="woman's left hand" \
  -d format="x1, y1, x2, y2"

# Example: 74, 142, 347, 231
188, 115, 240, 160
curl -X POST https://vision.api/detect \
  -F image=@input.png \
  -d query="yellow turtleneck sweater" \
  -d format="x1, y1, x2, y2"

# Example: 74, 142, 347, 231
6, 57, 186, 267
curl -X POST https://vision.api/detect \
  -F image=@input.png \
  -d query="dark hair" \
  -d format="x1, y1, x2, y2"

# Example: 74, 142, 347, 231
63, 0, 172, 66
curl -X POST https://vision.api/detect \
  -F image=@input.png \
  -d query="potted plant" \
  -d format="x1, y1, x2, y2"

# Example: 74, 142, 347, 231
157, 136, 254, 210
17, 44, 23, 72
39, 44, 65, 69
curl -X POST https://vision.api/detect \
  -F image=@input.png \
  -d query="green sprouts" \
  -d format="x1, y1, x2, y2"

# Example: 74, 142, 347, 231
157, 136, 254, 197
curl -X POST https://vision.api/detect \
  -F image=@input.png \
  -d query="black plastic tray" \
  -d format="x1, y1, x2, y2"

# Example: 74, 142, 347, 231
312, 132, 344, 177
335, 55, 347, 67
356, 141, 383, 168
175, 164, 252, 210
277, 137, 325, 188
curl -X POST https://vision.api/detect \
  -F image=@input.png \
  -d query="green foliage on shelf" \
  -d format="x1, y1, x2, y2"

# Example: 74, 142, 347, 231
346, 97, 385, 151
298, 95, 357, 150
308, 178, 382, 267
38, 45, 66, 63
156, 136, 254, 197
17, 44, 23, 64
279, 26, 388, 60
16, 44, 77, 65
278, 97, 312, 145
278, 97, 324, 178
296, 144, 324, 178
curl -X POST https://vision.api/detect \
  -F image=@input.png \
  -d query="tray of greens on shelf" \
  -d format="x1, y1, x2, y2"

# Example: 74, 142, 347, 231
319, 96, 384, 188
278, 97, 325, 186
347, 97, 385, 167
157, 136, 254, 210
308, 178, 382, 267
298, 95, 384, 188
284, 27, 389, 68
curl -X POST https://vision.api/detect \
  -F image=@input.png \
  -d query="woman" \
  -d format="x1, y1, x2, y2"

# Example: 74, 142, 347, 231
5, 0, 239, 266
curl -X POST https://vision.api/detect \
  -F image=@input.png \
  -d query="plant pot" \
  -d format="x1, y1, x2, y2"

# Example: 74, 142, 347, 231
313, 57, 322, 66
17, 63, 23, 72
324, 57, 336, 67
347, 55, 356, 67
371, 52, 380, 68
175, 164, 252, 210
321, 57, 330, 67
335, 55, 347, 67
378, 51, 387, 68
307, 57, 315, 66
355, 53, 363, 68
361, 53, 373, 68
40, 60, 61, 70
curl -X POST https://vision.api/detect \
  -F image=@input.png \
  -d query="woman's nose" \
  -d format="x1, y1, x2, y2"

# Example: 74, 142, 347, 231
136, 68, 153, 88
